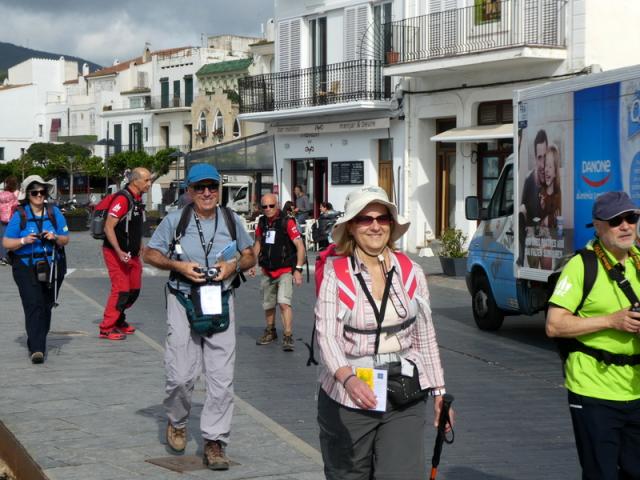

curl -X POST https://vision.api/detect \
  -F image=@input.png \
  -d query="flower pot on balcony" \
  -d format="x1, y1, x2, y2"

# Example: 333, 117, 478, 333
386, 51, 400, 64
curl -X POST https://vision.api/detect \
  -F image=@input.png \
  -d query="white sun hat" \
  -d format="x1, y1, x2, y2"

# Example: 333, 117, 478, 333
332, 185, 410, 245
17, 175, 54, 201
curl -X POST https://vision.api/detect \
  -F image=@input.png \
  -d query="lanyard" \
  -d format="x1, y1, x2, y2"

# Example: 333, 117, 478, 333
193, 209, 219, 269
351, 256, 395, 355
593, 240, 640, 306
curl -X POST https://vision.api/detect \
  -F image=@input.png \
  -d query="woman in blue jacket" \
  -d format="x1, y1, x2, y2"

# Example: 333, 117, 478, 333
2, 175, 69, 364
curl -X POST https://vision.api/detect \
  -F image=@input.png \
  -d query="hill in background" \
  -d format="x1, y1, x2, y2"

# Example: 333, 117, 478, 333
0, 41, 102, 79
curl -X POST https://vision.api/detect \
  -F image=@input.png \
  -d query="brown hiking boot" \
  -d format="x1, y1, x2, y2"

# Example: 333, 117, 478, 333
203, 440, 230, 470
256, 326, 277, 345
282, 333, 294, 352
166, 421, 186, 453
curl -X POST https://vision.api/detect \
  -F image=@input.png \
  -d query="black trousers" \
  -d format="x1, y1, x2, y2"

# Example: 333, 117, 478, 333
568, 391, 640, 480
12, 260, 62, 355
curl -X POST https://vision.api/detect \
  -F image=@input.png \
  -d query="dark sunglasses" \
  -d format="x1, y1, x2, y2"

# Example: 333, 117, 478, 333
352, 214, 393, 226
606, 213, 640, 227
29, 190, 47, 197
261, 204, 276, 210
192, 182, 219, 193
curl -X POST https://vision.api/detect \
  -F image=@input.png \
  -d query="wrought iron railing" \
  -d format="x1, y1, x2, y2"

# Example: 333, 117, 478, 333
238, 59, 389, 114
384, 0, 565, 65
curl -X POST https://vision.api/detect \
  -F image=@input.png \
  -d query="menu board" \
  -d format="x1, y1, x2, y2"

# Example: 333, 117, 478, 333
331, 161, 364, 185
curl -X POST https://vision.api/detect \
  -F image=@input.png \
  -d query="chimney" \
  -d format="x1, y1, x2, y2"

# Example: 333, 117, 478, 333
113, 59, 120, 66
82, 63, 89, 76
143, 43, 152, 62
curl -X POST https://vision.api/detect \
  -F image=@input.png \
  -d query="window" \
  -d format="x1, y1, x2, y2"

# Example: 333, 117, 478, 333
487, 163, 514, 219
0, 147, 4, 161
173, 80, 181, 107
232, 118, 241, 138
38, 124, 43, 137
129, 123, 142, 151
144, 127, 148, 142
478, 100, 512, 125
185, 75, 193, 107
474, 0, 501, 25
198, 112, 207, 139
213, 111, 224, 141
160, 78, 169, 108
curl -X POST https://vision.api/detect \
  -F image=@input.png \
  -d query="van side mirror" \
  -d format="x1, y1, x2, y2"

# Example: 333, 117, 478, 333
465, 196, 480, 220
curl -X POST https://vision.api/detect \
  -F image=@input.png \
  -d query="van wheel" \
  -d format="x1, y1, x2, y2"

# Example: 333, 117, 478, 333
472, 274, 504, 331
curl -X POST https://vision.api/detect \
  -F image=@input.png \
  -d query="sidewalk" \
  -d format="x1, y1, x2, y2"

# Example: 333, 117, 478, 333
0, 266, 324, 480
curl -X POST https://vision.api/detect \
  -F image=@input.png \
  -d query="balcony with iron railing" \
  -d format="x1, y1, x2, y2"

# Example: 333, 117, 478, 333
238, 59, 391, 118
383, 0, 566, 74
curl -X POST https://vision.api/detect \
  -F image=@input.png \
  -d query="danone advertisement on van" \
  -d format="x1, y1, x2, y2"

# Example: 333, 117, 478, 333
517, 77, 640, 276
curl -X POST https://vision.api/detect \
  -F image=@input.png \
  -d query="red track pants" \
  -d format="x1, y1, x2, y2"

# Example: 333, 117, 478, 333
100, 247, 142, 332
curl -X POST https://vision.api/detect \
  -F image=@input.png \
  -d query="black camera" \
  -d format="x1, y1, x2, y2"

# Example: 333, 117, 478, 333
38, 232, 50, 241
195, 266, 220, 282
630, 305, 640, 314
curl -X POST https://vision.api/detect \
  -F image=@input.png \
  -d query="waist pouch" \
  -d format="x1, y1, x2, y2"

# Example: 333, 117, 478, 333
386, 360, 428, 407
169, 284, 231, 336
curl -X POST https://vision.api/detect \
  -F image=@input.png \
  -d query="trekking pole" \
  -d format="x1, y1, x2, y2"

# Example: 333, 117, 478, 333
429, 393, 455, 480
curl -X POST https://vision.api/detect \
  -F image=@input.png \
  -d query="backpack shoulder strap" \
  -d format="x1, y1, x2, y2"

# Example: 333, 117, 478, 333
219, 206, 237, 242
575, 249, 598, 315
16, 205, 27, 230
334, 256, 356, 310
393, 251, 418, 299
46, 204, 58, 231
174, 203, 193, 242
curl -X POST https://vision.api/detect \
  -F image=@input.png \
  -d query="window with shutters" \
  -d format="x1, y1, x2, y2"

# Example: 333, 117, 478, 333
478, 100, 512, 125
344, 5, 369, 61
428, 0, 458, 56
277, 18, 302, 107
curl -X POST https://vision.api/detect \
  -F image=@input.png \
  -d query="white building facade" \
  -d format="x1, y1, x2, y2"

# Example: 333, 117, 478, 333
388, 0, 640, 252
238, 0, 404, 220
0, 57, 79, 162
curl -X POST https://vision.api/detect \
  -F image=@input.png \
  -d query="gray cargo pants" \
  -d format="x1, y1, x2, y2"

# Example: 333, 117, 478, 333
164, 292, 236, 444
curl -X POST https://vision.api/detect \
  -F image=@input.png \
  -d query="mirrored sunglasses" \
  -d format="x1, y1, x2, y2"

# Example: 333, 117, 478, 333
607, 213, 640, 227
29, 190, 48, 197
192, 182, 219, 193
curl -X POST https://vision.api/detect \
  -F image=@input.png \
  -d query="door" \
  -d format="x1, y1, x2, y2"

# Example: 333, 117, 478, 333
113, 124, 122, 153
436, 150, 456, 237
378, 138, 394, 201
291, 158, 328, 219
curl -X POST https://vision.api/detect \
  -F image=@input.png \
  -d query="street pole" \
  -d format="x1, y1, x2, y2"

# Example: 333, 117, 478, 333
69, 156, 74, 201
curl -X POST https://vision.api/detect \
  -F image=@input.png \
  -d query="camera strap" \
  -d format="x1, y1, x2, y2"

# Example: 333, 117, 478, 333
193, 209, 219, 269
592, 241, 640, 307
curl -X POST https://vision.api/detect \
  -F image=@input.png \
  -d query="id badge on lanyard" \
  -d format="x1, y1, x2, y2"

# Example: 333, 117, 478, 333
200, 284, 222, 315
265, 229, 276, 244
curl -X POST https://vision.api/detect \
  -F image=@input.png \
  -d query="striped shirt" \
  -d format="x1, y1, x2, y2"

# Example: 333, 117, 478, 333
314, 252, 445, 408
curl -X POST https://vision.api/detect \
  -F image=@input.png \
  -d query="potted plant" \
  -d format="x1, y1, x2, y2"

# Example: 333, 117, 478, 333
143, 210, 163, 237
386, 49, 400, 64
63, 207, 90, 232
438, 228, 468, 276
212, 128, 224, 141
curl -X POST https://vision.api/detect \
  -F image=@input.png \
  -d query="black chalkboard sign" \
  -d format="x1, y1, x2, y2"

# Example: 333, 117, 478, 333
331, 161, 364, 185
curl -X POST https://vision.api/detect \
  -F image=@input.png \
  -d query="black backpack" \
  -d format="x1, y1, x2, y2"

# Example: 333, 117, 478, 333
90, 189, 137, 240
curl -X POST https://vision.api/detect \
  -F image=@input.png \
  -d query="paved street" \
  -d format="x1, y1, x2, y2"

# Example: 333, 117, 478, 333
0, 231, 581, 479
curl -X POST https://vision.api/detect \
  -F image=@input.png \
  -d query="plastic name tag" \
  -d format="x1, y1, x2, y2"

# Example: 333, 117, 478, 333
175, 243, 184, 255
200, 284, 222, 315
355, 367, 387, 412
265, 230, 276, 244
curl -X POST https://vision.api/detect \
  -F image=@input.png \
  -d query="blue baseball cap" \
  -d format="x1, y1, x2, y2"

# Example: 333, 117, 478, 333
586, 191, 640, 227
186, 163, 220, 185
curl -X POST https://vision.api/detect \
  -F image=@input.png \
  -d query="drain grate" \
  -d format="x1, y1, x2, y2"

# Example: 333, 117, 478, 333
146, 455, 239, 473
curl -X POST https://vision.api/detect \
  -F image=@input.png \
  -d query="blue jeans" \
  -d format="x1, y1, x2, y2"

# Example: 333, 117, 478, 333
0, 221, 7, 259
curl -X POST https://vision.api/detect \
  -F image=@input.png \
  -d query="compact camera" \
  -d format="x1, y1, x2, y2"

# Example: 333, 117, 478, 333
630, 305, 640, 314
195, 266, 220, 282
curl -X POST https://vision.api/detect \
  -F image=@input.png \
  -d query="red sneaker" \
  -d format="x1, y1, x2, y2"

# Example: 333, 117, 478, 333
116, 322, 136, 335
99, 330, 126, 341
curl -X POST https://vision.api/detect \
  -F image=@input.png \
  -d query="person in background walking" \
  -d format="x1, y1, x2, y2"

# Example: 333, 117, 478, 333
2, 175, 69, 364
315, 185, 452, 479
0, 175, 19, 265
99, 167, 151, 340
547, 191, 640, 479
251, 194, 306, 351
293, 184, 311, 226
313, 201, 341, 250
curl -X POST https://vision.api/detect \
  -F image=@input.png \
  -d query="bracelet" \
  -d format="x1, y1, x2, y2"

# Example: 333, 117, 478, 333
342, 373, 357, 388
20, 237, 25, 245
429, 387, 446, 397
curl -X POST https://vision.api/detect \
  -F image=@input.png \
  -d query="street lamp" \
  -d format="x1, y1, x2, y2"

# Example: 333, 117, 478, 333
96, 137, 116, 194
168, 150, 185, 202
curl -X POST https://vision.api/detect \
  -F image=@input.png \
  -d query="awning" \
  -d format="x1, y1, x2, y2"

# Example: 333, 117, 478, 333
430, 123, 513, 142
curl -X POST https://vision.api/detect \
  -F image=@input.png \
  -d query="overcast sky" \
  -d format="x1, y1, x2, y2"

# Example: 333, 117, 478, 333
0, 0, 273, 67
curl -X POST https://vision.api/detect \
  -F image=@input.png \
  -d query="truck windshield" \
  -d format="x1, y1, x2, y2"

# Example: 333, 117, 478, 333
487, 164, 514, 219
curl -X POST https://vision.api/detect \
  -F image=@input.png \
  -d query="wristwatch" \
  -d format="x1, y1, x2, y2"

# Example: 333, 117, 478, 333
235, 259, 242, 274
294, 265, 304, 273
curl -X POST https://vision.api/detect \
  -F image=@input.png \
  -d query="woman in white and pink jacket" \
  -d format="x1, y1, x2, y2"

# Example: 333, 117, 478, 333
0, 175, 19, 264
